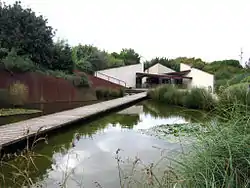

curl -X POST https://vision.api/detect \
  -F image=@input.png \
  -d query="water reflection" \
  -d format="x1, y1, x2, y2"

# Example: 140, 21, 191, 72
2, 100, 209, 188
0, 101, 100, 126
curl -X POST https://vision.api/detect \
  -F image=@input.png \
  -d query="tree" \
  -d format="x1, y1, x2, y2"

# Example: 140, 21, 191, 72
50, 40, 74, 73
144, 57, 180, 71
72, 44, 109, 74
119, 48, 141, 65
0, 1, 55, 68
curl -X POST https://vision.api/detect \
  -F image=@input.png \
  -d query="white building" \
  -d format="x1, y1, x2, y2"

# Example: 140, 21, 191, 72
94, 62, 214, 93
95, 63, 143, 88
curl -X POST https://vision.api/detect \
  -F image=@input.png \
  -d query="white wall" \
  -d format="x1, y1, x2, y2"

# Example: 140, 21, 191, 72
95, 64, 143, 88
180, 63, 214, 93
145, 63, 175, 74
180, 63, 191, 71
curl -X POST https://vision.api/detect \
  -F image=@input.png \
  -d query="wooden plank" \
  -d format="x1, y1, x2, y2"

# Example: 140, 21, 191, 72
0, 92, 147, 148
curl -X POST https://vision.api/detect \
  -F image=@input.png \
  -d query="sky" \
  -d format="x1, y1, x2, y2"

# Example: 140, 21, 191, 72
4, 0, 250, 64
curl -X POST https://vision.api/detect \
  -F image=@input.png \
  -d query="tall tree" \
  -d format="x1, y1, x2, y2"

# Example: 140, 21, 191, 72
119, 48, 141, 65
0, 1, 55, 68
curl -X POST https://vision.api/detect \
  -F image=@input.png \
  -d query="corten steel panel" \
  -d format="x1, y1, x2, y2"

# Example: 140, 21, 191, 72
0, 71, 79, 103
0, 71, 124, 105
87, 74, 124, 89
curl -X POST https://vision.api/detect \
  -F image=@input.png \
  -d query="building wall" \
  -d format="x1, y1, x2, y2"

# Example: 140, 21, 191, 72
145, 63, 175, 74
180, 63, 191, 71
95, 64, 143, 88
180, 63, 214, 93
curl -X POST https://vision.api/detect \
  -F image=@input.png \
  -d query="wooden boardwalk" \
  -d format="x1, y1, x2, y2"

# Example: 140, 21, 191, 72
0, 92, 147, 148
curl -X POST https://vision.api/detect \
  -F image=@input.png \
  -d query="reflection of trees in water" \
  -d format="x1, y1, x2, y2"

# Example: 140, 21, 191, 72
142, 100, 212, 123
1, 112, 140, 186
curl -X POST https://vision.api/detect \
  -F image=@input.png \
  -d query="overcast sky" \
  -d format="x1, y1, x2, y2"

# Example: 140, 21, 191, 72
4, 0, 250, 63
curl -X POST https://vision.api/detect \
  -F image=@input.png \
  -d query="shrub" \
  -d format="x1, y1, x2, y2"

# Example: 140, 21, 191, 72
2, 48, 36, 72
42, 70, 90, 88
96, 88, 124, 99
148, 85, 215, 110
183, 87, 215, 110
218, 83, 250, 108
147, 85, 175, 102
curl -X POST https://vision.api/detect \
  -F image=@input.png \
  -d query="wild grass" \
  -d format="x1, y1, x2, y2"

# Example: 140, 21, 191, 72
96, 87, 125, 100
0, 108, 41, 117
147, 85, 216, 110
170, 107, 250, 187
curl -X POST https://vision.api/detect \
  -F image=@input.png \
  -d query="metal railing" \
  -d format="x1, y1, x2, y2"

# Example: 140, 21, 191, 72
95, 72, 126, 87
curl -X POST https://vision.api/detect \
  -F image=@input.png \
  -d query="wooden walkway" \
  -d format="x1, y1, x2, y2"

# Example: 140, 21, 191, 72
0, 92, 147, 148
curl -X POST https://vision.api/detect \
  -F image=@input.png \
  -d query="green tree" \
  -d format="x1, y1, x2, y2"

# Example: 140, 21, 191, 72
50, 40, 74, 73
119, 48, 141, 65
144, 57, 180, 71
72, 44, 109, 74
0, 1, 55, 68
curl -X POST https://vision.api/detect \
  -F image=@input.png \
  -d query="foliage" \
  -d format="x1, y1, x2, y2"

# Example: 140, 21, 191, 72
96, 87, 124, 99
49, 40, 74, 73
0, 1, 54, 68
42, 70, 90, 88
72, 45, 141, 74
144, 57, 180, 71
1, 48, 36, 72
148, 85, 215, 110
72, 44, 107, 74
118, 48, 140, 65
218, 83, 250, 108
0, 108, 41, 117
183, 87, 215, 110
173, 109, 250, 187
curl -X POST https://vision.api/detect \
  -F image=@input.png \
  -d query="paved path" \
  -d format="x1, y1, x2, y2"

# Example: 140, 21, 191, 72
0, 92, 147, 148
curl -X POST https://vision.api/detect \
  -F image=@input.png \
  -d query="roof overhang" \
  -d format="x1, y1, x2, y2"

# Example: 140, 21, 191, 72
136, 72, 192, 80
165, 70, 191, 76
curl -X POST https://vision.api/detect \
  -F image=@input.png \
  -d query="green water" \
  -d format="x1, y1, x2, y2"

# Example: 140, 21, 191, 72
1, 100, 209, 188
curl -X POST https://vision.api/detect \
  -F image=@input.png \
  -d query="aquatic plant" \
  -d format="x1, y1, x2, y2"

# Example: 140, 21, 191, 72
96, 87, 124, 99
148, 85, 216, 110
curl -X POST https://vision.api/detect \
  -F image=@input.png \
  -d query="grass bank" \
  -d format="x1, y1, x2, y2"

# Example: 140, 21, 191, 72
0, 108, 41, 117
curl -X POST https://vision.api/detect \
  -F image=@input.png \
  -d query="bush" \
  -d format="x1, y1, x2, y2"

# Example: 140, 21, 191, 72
148, 85, 215, 110
96, 88, 124, 99
218, 83, 250, 108
147, 85, 173, 101
2, 48, 36, 72
183, 87, 215, 110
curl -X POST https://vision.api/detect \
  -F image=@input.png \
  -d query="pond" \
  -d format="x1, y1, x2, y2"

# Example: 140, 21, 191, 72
0, 100, 210, 188
0, 100, 100, 126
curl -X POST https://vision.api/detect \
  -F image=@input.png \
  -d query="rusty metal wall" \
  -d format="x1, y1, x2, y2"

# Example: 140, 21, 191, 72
0, 71, 96, 104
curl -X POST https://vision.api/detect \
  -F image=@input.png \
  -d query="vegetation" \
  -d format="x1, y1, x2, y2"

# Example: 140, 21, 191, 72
148, 85, 215, 110
72, 45, 141, 74
171, 107, 250, 187
0, 108, 41, 117
96, 87, 125, 99
0, 1, 141, 90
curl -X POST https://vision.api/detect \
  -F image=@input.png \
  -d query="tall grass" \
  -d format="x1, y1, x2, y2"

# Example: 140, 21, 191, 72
169, 106, 250, 188
148, 85, 215, 110
96, 87, 124, 100
218, 83, 250, 108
